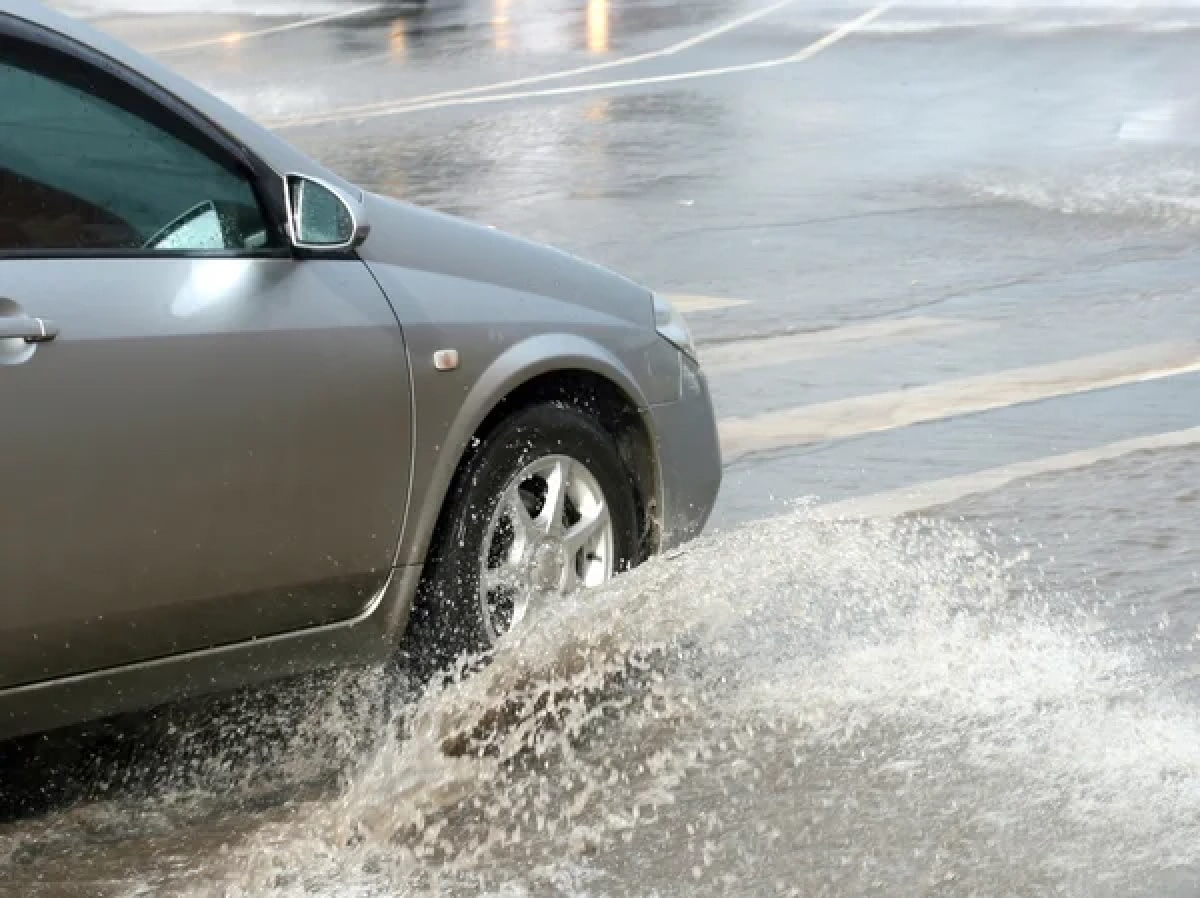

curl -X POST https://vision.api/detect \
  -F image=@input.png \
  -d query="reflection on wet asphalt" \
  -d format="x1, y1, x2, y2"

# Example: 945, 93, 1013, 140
8, 0, 1200, 894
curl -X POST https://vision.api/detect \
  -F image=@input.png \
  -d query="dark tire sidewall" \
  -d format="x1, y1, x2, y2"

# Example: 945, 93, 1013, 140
412, 401, 640, 669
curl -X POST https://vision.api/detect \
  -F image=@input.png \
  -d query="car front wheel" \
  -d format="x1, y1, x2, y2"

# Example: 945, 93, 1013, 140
407, 401, 640, 673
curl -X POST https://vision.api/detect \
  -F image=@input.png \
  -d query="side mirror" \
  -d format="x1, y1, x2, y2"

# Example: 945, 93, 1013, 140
284, 173, 370, 251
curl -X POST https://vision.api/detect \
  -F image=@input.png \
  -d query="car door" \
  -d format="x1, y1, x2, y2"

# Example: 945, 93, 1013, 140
0, 23, 413, 688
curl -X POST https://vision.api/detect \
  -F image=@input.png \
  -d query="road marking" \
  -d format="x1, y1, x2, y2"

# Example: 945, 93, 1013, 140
811, 426, 1200, 520
148, 3, 387, 55
664, 0, 801, 53
268, 0, 799, 129
270, 2, 893, 128
702, 316, 990, 373
718, 341, 1200, 462
664, 294, 752, 314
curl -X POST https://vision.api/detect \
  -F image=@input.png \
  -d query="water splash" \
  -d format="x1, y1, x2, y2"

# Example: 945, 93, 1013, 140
4, 511, 1199, 897
968, 158, 1200, 227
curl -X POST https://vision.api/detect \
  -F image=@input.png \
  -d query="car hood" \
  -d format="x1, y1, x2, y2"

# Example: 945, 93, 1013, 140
355, 192, 655, 326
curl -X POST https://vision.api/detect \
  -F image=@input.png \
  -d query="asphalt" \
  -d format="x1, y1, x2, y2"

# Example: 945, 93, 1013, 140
136, 0, 1200, 529
8, 1, 1200, 895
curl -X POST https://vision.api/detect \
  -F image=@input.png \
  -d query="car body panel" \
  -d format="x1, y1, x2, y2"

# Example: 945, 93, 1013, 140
356, 193, 683, 566
649, 356, 723, 550
0, 565, 422, 741
0, 1, 721, 742
357, 195, 658, 330
0, 257, 413, 688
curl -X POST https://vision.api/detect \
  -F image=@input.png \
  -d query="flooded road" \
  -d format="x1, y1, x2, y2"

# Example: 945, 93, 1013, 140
6, 0, 1200, 894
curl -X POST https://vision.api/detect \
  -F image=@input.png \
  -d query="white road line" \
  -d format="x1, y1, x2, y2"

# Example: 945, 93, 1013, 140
811, 426, 1200, 520
148, 3, 387, 55
718, 341, 1200, 462
702, 316, 990, 373
665, 0, 800, 53
268, 0, 799, 129
271, 2, 893, 128
665, 294, 753, 314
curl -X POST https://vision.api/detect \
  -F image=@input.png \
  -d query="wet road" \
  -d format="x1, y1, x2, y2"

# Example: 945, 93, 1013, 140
7, 0, 1200, 895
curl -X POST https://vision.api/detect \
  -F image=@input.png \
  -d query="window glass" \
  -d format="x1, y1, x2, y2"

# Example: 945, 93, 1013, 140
0, 59, 275, 253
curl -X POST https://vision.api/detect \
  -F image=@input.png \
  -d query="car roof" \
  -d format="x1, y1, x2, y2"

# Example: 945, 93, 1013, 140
4, 0, 359, 196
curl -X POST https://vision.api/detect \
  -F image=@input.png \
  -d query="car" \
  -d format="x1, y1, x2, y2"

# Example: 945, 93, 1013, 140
0, 1, 721, 741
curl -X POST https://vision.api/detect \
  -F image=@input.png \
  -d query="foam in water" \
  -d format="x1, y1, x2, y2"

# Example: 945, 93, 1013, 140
3, 511, 1198, 895
968, 155, 1200, 226
9, 510, 1169, 897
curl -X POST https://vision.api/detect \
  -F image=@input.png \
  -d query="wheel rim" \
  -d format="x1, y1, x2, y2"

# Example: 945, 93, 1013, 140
479, 454, 615, 644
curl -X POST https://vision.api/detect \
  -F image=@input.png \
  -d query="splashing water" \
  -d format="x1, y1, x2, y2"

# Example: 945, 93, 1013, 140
4, 510, 1200, 898
969, 160, 1200, 228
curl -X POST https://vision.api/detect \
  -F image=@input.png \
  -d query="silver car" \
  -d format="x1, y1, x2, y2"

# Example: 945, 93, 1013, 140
0, 2, 720, 740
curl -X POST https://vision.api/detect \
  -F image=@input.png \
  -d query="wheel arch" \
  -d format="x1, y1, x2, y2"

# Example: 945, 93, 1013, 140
396, 334, 663, 573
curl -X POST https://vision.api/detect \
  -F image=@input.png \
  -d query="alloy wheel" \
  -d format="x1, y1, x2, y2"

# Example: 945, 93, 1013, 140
479, 454, 614, 643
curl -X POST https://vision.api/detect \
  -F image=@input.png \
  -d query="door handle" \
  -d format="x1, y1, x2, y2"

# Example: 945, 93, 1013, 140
0, 317, 58, 343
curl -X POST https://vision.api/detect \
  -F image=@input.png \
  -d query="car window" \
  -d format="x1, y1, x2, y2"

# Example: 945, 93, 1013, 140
0, 59, 275, 254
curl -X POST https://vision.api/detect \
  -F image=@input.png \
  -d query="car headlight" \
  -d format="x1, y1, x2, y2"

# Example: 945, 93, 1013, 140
653, 293, 698, 362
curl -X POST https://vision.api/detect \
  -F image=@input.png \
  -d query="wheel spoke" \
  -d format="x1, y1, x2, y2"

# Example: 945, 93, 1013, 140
481, 451, 617, 635
564, 506, 610, 558
536, 459, 569, 536
561, 552, 581, 594
506, 486, 539, 545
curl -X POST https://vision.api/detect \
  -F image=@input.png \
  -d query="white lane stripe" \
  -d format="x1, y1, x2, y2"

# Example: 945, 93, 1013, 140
719, 341, 1200, 462
268, 0, 800, 129
148, 4, 387, 55
702, 316, 990, 373
811, 426, 1200, 520
665, 294, 752, 314
665, 0, 800, 53
271, 2, 893, 128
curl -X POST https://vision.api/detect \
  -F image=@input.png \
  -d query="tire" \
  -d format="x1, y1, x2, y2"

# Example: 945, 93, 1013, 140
404, 401, 640, 677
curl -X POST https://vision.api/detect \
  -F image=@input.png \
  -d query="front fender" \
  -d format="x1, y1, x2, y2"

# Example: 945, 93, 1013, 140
393, 332, 660, 568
